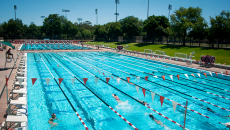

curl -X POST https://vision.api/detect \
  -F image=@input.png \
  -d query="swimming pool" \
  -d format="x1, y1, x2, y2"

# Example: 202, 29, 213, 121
27, 51, 230, 130
20, 43, 92, 50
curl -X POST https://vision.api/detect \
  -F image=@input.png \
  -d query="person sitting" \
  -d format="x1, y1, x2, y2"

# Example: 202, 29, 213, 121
112, 94, 123, 103
149, 113, 166, 127
138, 99, 150, 107
48, 113, 60, 129
7, 48, 13, 59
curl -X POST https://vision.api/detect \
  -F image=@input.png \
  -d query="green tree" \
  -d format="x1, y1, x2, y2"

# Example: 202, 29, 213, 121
143, 15, 169, 36
119, 16, 142, 40
94, 25, 106, 41
171, 7, 205, 45
82, 29, 92, 39
42, 14, 62, 39
210, 10, 230, 48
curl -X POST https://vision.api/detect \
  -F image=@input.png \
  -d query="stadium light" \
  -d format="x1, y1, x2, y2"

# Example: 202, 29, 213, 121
95, 9, 98, 25
115, 0, 119, 22
41, 16, 45, 24
147, 0, 149, 19
168, 5, 172, 21
62, 9, 70, 19
14, 5, 17, 20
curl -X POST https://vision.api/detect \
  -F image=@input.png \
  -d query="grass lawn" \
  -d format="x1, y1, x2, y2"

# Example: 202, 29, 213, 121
85, 41, 230, 65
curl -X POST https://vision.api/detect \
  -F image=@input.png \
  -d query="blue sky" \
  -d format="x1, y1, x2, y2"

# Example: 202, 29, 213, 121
0, 0, 230, 26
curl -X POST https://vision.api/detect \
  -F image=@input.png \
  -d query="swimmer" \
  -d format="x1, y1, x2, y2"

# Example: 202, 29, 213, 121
149, 113, 166, 127
57, 65, 59, 67
48, 113, 60, 129
138, 99, 150, 107
112, 94, 123, 103
163, 65, 169, 68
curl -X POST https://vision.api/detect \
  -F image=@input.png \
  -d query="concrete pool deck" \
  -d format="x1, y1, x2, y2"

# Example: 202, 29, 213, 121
0, 44, 229, 127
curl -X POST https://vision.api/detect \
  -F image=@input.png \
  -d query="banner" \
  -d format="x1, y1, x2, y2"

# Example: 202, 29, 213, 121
209, 72, 213, 77
177, 75, 180, 80
83, 78, 88, 85
197, 73, 200, 77
184, 74, 189, 79
215, 72, 218, 77
191, 74, 195, 77
162, 75, 165, 81
106, 78, 110, 84
31, 78, 37, 85
126, 77, 130, 83
160, 96, 165, 107
145, 76, 148, 81
142, 88, 146, 97
58, 78, 64, 85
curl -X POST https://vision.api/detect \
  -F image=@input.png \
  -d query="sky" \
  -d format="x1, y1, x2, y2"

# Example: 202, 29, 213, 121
0, 0, 230, 26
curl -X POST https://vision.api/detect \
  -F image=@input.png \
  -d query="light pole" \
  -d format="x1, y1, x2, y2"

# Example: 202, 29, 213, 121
114, 0, 119, 22
168, 5, 172, 21
147, 0, 149, 19
62, 9, 70, 20
41, 16, 45, 24
14, 5, 17, 20
95, 9, 98, 25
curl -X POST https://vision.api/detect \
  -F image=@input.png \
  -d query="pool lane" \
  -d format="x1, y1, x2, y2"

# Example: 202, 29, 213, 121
60, 52, 226, 129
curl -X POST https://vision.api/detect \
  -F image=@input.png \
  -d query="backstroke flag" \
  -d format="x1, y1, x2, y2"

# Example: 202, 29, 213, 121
184, 74, 189, 79
135, 86, 139, 94
32, 78, 37, 85
172, 100, 178, 113
95, 78, 99, 84
197, 73, 200, 77
45, 78, 51, 86
136, 77, 140, 82
71, 78, 75, 85
169, 75, 173, 81
151, 92, 155, 102
117, 78, 120, 84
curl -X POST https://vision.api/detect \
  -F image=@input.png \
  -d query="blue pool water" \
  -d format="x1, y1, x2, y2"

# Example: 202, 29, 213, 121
21, 43, 92, 50
27, 51, 230, 130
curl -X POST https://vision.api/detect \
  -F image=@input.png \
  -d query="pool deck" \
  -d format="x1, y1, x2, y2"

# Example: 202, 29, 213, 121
0, 44, 229, 127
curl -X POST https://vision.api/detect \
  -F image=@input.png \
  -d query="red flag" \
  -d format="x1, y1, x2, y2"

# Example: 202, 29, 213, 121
58, 78, 64, 85
191, 74, 195, 77
83, 78, 88, 85
203, 73, 207, 78
160, 96, 165, 107
142, 88, 146, 97
162, 75, 165, 81
6, 78, 9, 86
106, 78, 110, 84
32, 78, 37, 85
226, 71, 228, 75
145, 76, 148, 81
177, 75, 180, 80
215, 72, 218, 77
103, 73, 105, 76
126, 77, 130, 83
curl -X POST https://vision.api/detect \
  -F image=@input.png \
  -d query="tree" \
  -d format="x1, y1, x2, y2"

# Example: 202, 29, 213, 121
171, 7, 205, 45
42, 14, 62, 39
94, 25, 106, 41
143, 15, 169, 43
210, 10, 230, 48
119, 16, 142, 40
105, 22, 122, 40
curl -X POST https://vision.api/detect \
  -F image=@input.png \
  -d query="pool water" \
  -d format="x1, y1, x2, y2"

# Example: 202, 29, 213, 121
21, 43, 91, 50
27, 51, 230, 130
